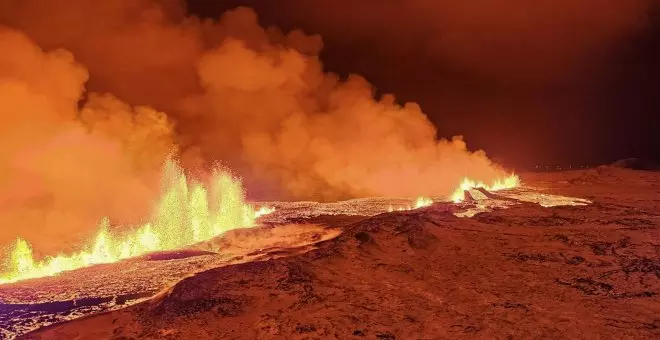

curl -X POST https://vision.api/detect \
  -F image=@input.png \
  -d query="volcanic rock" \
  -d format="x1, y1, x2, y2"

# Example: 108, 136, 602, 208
20, 169, 660, 339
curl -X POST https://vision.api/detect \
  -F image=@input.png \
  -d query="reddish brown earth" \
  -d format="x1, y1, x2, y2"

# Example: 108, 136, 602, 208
22, 168, 660, 339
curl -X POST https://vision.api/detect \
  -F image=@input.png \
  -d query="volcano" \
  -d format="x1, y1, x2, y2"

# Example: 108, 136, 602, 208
2, 166, 658, 339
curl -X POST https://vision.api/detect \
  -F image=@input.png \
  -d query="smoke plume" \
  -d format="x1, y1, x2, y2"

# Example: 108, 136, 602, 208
0, 0, 649, 251
0, 28, 175, 253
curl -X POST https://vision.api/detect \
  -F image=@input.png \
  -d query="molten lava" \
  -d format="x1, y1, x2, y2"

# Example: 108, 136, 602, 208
0, 165, 519, 285
387, 197, 434, 212
0, 160, 273, 284
450, 174, 521, 203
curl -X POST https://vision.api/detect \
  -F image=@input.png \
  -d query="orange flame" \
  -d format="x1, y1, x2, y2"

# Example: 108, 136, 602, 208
450, 174, 520, 203
0, 159, 273, 284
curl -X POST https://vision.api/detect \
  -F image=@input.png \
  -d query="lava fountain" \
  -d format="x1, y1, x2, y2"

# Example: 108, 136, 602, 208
0, 159, 273, 284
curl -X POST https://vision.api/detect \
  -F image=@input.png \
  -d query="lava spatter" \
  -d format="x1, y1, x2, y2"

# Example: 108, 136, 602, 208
0, 159, 274, 284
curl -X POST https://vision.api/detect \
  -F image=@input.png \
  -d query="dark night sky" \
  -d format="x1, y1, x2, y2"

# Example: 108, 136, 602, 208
186, 0, 659, 168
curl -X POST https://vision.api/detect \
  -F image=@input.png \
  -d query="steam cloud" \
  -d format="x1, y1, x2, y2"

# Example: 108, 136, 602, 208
0, 28, 175, 253
0, 0, 650, 252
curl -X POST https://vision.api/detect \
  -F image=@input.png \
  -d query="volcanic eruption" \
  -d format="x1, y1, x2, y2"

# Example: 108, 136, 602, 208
0, 2, 520, 283
0, 158, 279, 284
5, 1, 655, 339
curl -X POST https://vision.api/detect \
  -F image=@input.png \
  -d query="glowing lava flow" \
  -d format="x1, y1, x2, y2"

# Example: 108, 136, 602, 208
387, 196, 434, 212
0, 160, 273, 285
450, 174, 521, 203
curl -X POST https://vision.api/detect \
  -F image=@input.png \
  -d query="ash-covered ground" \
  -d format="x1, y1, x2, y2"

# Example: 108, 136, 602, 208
6, 166, 660, 339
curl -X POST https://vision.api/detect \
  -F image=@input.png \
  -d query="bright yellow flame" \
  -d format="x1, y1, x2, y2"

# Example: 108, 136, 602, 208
414, 197, 433, 209
254, 206, 276, 218
450, 174, 520, 203
0, 159, 274, 284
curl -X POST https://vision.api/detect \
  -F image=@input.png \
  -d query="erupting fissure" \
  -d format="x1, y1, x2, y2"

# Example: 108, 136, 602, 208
450, 174, 521, 203
0, 165, 520, 285
0, 159, 274, 284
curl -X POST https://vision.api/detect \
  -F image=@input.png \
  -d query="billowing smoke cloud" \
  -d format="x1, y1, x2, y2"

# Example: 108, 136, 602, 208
0, 0, 651, 250
0, 1, 513, 202
188, 34, 507, 199
0, 28, 176, 253
226, 0, 653, 165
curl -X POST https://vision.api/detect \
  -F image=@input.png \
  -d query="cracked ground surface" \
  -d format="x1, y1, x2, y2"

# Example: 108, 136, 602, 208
17, 167, 660, 339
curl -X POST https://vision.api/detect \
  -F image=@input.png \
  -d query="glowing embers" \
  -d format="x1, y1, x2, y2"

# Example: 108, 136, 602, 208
388, 196, 433, 212
451, 174, 520, 203
414, 197, 433, 209
496, 187, 591, 208
0, 160, 274, 285
452, 189, 519, 218
254, 206, 276, 218
451, 186, 593, 218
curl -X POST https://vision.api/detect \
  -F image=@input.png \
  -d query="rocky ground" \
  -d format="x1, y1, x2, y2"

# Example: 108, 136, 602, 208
19, 167, 660, 339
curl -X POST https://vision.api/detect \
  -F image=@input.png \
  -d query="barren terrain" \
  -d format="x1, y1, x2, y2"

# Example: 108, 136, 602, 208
14, 167, 660, 339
